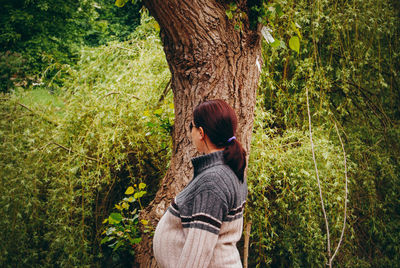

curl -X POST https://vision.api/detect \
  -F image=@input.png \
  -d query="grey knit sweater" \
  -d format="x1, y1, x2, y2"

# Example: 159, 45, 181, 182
153, 151, 247, 268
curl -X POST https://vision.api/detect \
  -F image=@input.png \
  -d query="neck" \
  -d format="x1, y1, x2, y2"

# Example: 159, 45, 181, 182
203, 136, 224, 154
207, 147, 224, 154
191, 150, 225, 176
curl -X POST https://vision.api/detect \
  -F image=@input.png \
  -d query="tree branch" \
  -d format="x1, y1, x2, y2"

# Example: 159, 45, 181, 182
346, 80, 392, 127
16, 102, 35, 113
158, 78, 172, 104
16, 102, 59, 127
51, 141, 99, 162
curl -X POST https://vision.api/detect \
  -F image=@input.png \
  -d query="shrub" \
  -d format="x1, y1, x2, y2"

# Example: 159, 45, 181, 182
248, 0, 400, 266
0, 15, 172, 267
247, 102, 354, 267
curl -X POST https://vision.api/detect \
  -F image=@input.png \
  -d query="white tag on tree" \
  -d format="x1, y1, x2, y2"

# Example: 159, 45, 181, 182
261, 26, 275, 44
256, 55, 261, 72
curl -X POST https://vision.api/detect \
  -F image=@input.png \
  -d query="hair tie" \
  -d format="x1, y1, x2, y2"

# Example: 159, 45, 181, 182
227, 136, 236, 143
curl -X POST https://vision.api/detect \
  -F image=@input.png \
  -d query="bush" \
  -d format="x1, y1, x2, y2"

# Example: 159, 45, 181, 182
0, 15, 172, 267
0, 51, 31, 92
247, 102, 354, 267
247, 0, 400, 266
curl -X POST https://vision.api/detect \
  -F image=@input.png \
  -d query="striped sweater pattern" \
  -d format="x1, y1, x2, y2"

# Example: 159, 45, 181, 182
153, 151, 247, 267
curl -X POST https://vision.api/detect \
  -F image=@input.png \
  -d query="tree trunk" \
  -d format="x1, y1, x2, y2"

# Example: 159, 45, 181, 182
136, 1, 261, 267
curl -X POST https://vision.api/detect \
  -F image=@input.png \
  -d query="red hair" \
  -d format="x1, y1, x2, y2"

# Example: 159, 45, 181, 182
193, 99, 246, 182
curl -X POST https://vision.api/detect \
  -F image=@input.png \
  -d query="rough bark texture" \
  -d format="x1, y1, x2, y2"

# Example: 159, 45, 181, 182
136, 1, 261, 267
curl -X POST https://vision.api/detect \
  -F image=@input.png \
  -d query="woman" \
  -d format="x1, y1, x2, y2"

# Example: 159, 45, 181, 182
153, 99, 248, 268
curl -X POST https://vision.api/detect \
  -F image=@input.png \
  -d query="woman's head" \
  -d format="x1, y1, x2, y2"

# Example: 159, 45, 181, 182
191, 99, 246, 182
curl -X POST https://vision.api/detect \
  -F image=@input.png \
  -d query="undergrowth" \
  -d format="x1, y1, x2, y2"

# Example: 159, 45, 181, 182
0, 14, 172, 267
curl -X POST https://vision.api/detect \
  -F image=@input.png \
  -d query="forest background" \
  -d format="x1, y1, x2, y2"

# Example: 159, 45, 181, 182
1, 0, 399, 267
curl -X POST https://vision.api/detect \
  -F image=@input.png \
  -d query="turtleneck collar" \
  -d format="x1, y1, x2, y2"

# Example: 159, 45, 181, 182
191, 150, 225, 177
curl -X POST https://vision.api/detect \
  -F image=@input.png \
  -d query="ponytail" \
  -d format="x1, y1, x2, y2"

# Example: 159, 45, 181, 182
223, 138, 246, 182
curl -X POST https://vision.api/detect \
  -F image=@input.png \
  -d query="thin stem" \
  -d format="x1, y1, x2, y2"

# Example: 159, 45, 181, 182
16, 102, 59, 126
306, 88, 331, 266
52, 141, 99, 162
103, 91, 140, 99
138, 197, 143, 210
330, 122, 348, 263
114, 45, 137, 52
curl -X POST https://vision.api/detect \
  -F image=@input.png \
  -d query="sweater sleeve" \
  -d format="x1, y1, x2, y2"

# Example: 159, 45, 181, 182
177, 188, 228, 268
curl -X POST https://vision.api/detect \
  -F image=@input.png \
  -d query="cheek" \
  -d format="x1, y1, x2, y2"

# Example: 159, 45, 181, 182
191, 131, 202, 151
190, 130, 195, 141
190, 131, 197, 145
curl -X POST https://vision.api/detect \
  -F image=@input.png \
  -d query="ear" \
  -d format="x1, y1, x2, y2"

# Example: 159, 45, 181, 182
199, 127, 205, 140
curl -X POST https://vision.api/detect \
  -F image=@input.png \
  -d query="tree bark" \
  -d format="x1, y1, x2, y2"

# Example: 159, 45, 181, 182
136, 1, 261, 267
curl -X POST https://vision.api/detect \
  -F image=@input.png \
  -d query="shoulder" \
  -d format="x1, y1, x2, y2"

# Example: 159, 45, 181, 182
197, 164, 235, 189
200, 164, 248, 208
176, 163, 246, 210
196, 164, 243, 203
175, 165, 229, 205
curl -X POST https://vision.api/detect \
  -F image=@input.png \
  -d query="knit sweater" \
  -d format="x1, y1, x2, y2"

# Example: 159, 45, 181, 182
153, 151, 247, 268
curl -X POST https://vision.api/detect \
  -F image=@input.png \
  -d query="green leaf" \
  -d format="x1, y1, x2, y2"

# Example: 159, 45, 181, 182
113, 240, 124, 251
226, 10, 233, 20
289, 36, 300, 53
109, 213, 123, 224
100, 236, 110, 244
271, 39, 280, 48
230, 3, 237, 11
131, 237, 142, 244
154, 108, 163, 115
125, 186, 134, 195
122, 202, 129, 209
139, 182, 146, 190
291, 22, 302, 39
125, 196, 135, 203
136, 191, 147, 198
115, 0, 128, 8
274, 4, 283, 17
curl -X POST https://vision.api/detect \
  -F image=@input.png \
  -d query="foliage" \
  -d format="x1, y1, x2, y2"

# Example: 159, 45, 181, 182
247, 102, 354, 267
101, 183, 150, 266
0, 0, 142, 93
227, 0, 302, 54
85, 0, 142, 46
0, 0, 97, 91
0, 51, 31, 92
246, 0, 400, 266
0, 95, 53, 267
0, 15, 171, 267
